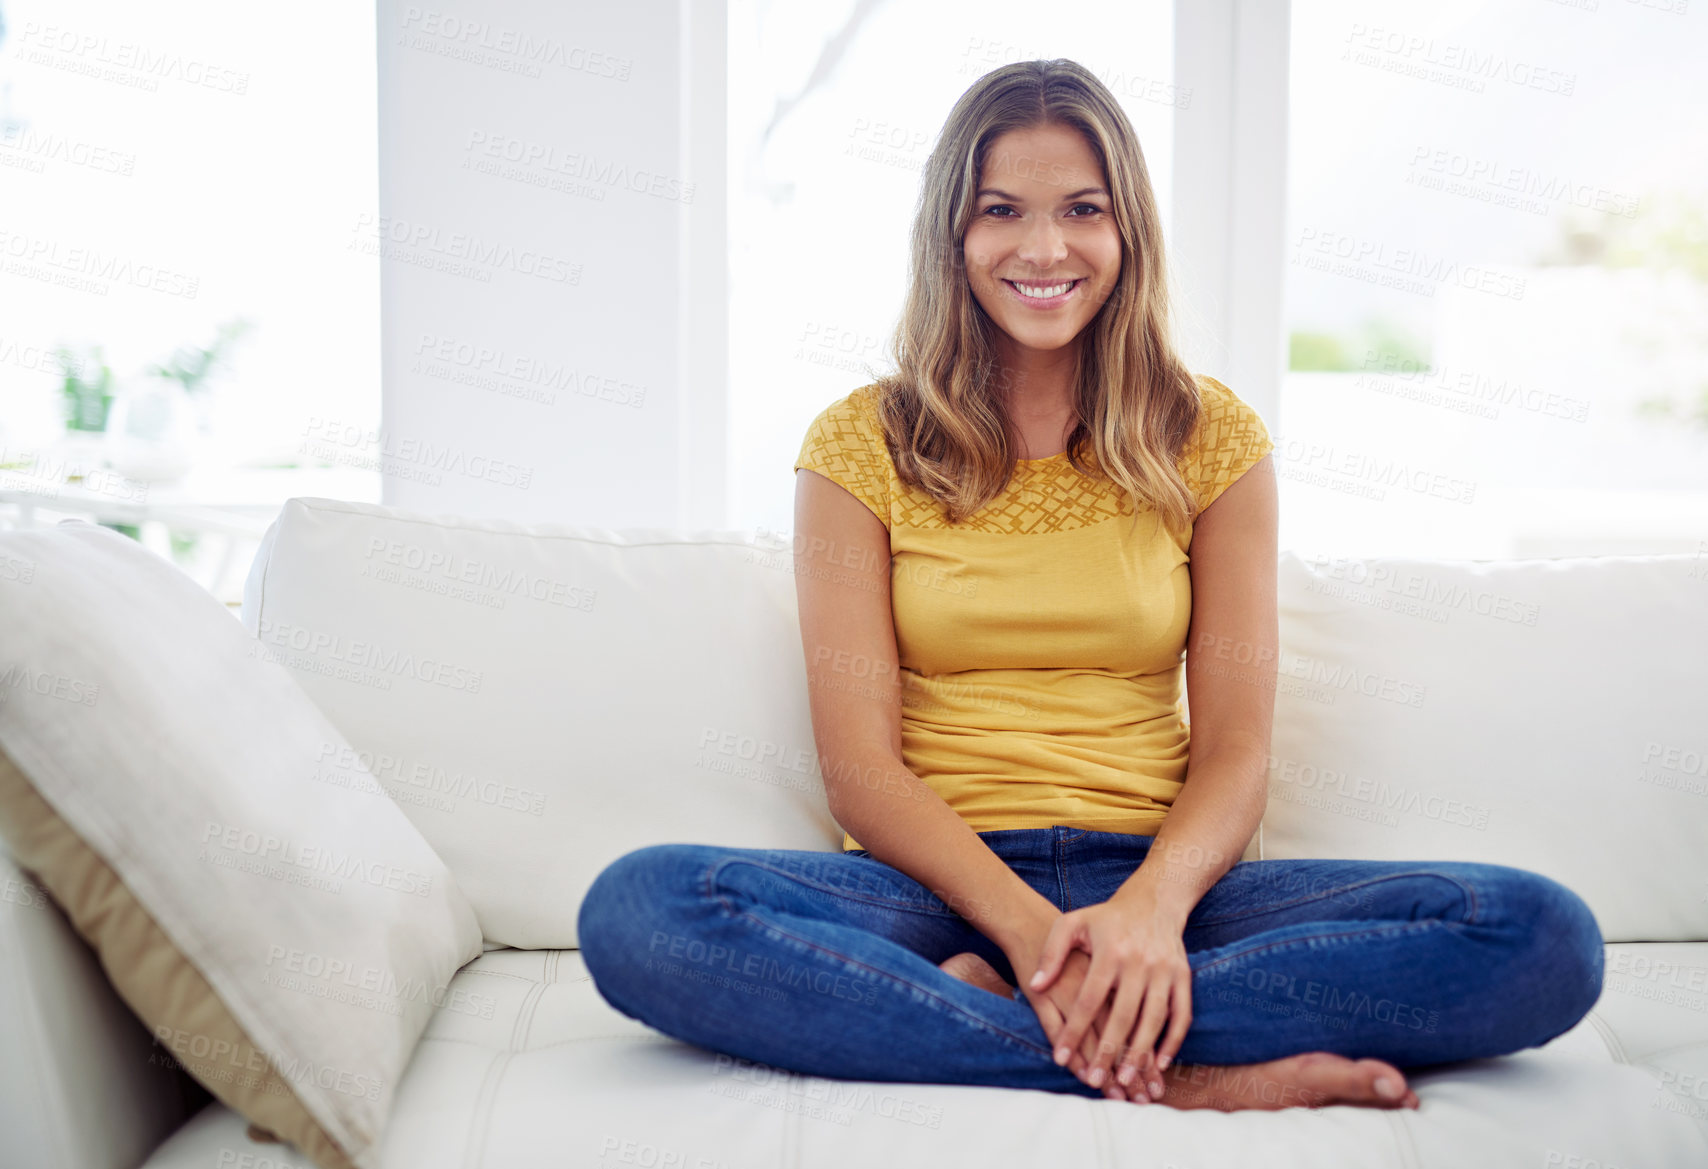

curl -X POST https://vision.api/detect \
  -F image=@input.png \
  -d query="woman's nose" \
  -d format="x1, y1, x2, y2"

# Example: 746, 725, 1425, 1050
1015, 214, 1068, 268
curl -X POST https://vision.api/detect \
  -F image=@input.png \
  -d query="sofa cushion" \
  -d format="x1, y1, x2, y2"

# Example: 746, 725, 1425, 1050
240, 497, 841, 949
138, 944, 1708, 1169
1589, 943, 1708, 1065
1263, 550, 1708, 942
0, 521, 483, 1169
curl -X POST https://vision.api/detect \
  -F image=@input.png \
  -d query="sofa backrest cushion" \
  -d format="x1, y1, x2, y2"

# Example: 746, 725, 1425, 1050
241, 497, 841, 949
1265, 550, 1708, 943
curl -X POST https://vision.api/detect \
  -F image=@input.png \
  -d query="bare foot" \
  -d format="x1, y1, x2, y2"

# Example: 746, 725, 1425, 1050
1144, 1051, 1421, 1111
938, 951, 1017, 999
936, 956, 1417, 1112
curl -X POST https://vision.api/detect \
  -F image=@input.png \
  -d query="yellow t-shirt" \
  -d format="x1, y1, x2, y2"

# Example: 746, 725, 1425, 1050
793, 375, 1275, 852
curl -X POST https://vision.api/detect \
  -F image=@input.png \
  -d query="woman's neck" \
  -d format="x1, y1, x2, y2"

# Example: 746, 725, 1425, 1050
993, 336, 1079, 440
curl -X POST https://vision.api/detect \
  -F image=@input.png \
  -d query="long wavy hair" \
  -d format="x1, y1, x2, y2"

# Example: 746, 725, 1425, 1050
872, 58, 1206, 535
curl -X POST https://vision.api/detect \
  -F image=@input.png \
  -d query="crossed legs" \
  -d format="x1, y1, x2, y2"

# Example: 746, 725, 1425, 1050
576, 838, 1603, 1110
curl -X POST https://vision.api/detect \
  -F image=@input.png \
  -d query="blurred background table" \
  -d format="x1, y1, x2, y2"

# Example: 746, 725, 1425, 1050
0, 450, 380, 607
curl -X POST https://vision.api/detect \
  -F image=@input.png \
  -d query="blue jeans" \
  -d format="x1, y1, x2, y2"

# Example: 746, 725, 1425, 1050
576, 826, 1605, 1099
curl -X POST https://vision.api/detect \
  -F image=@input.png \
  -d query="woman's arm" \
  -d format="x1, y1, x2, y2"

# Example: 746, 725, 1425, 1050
793, 467, 1130, 1093
1114, 450, 1278, 924
1032, 452, 1279, 1095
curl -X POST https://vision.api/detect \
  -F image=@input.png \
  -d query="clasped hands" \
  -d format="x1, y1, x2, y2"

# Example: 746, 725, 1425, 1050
1006, 895, 1193, 1103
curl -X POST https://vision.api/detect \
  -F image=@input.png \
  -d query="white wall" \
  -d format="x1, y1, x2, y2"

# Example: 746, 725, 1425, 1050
375, 0, 726, 527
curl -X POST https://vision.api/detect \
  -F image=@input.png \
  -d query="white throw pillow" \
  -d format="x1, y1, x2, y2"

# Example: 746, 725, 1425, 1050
1265, 549, 1708, 942
0, 520, 483, 1169
241, 497, 841, 949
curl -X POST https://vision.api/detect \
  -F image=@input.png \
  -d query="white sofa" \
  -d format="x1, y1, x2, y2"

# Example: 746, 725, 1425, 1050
4, 495, 1706, 1169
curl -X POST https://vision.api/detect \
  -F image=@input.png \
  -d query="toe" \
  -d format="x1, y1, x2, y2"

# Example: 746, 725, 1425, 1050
1356, 1059, 1412, 1107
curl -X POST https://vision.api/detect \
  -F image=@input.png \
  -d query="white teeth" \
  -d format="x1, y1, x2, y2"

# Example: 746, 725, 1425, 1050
1011, 280, 1075, 299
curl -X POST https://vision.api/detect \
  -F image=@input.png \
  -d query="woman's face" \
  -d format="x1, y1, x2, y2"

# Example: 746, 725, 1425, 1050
962, 121, 1123, 363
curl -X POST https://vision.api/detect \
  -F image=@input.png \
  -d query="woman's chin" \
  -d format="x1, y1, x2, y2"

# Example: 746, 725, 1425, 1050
996, 326, 1084, 355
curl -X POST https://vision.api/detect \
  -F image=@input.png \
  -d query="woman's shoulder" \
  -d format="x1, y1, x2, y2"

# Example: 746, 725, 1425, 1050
793, 383, 894, 526
1179, 373, 1276, 517
845, 381, 887, 421
801, 379, 880, 418
797, 383, 889, 455
1186, 372, 1256, 429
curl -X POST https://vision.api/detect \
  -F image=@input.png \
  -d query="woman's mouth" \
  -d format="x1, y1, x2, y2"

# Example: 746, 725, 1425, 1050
1002, 278, 1083, 307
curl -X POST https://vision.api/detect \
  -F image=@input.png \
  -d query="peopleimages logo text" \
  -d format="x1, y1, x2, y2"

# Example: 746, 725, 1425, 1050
253, 618, 484, 692
200, 821, 435, 897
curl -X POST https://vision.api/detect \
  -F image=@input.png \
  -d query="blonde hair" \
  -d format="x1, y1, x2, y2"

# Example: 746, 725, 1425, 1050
872, 58, 1205, 535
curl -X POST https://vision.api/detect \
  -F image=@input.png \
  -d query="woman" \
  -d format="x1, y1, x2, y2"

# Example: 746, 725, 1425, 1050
577, 59, 1604, 1110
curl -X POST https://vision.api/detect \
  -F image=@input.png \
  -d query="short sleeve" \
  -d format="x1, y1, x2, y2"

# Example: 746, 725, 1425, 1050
793, 387, 892, 529
1183, 375, 1275, 518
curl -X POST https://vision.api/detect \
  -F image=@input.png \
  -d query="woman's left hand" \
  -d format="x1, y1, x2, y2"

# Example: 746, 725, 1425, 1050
1027, 896, 1193, 1098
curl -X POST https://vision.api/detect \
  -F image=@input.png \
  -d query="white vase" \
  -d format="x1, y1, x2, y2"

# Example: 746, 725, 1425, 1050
102, 380, 201, 483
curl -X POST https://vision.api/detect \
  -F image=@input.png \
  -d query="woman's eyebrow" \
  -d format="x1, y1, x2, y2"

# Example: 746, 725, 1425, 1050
975, 186, 1110, 202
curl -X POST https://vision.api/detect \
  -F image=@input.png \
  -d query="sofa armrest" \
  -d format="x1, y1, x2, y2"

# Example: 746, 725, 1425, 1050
0, 843, 207, 1169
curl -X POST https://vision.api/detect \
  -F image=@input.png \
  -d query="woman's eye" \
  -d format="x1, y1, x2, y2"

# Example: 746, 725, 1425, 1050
982, 205, 1017, 217
1069, 203, 1104, 217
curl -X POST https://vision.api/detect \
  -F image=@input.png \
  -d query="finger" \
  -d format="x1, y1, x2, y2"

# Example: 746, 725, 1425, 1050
1031, 989, 1126, 1099
1055, 951, 1117, 1065
1123, 1046, 1158, 1101
1156, 975, 1193, 1074
1116, 1007, 1159, 1099
1058, 984, 1099, 1086
1028, 915, 1080, 995
1117, 1025, 1150, 1091
1048, 951, 1113, 1088
1056, 986, 1094, 1078
1073, 1000, 1112, 1090
1087, 999, 1143, 1102
1086, 1025, 1128, 1102
1029, 983, 1086, 1076
1128, 972, 1177, 1099
1088, 975, 1146, 1091
1028, 988, 1063, 1048
1100, 1048, 1131, 1101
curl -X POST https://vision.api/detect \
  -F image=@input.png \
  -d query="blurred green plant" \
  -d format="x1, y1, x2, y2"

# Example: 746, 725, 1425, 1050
1289, 317, 1432, 373
52, 317, 256, 434
1537, 188, 1708, 279
146, 317, 256, 397
1537, 188, 1708, 429
1288, 331, 1350, 371
56, 344, 115, 432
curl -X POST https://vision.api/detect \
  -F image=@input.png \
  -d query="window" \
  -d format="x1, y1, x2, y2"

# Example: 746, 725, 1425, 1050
1283, 0, 1708, 558
0, 0, 379, 601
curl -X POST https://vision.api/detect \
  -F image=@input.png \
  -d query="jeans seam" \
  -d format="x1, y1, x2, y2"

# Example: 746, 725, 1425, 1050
1192, 918, 1457, 976
1055, 833, 1073, 912
726, 901, 1061, 1063
1192, 871, 1482, 929
703, 855, 966, 920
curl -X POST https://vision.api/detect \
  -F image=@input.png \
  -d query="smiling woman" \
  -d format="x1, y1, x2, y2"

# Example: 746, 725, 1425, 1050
869, 64, 1203, 541
578, 58, 1605, 1123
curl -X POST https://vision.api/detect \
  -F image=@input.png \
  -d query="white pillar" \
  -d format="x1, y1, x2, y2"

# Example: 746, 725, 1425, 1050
375, 0, 727, 527
1171, 0, 1291, 421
